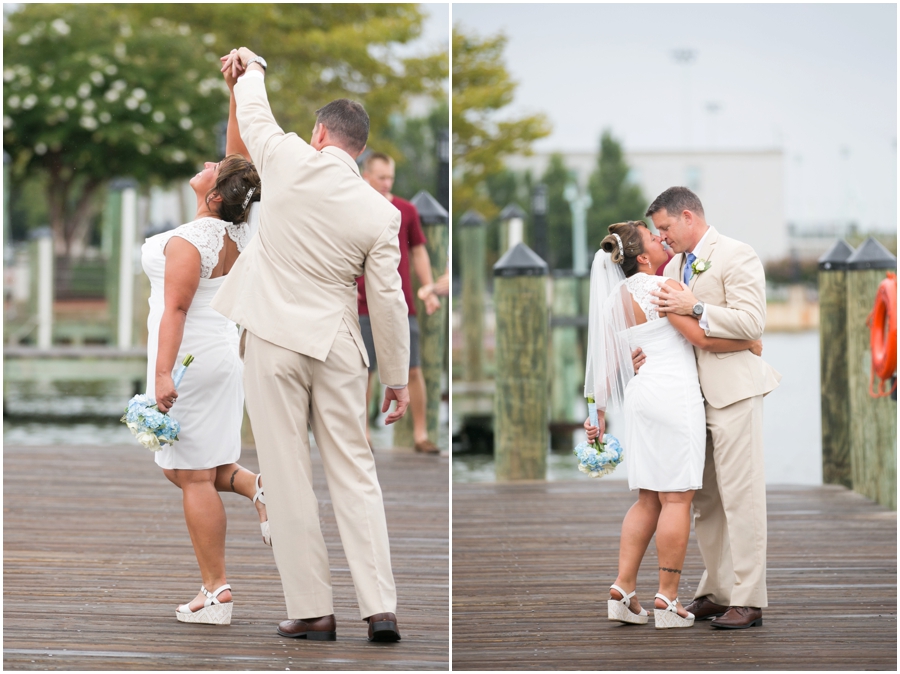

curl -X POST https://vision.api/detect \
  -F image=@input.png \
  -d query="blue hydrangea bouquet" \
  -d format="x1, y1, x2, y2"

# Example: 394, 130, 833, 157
574, 396, 624, 478
121, 354, 194, 451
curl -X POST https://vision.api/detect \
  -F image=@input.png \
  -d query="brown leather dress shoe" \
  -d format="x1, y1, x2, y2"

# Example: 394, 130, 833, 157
277, 614, 336, 640
366, 612, 401, 642
414, 440, 440, 454
711, 606, 763, 629
684, 596, 728, 620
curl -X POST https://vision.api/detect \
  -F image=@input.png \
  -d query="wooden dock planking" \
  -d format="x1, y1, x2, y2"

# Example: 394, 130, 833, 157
452, 479, 896, 671
3, 443, 448, 671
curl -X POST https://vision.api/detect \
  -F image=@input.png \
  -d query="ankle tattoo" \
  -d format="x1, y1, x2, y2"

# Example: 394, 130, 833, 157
659, 566, 682, 574
229, 469, 239, 492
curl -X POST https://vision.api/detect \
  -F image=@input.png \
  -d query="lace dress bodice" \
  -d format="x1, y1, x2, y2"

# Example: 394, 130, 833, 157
157, 217, 252, 279
626, 273, 665, 322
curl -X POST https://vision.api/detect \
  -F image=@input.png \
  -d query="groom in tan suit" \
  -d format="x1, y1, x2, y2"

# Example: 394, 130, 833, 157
647, 187, 781, 629
212, 48, 409, 642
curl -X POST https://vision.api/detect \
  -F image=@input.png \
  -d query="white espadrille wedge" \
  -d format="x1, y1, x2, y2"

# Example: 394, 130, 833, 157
176, 584, 233, 625
607, 584, 649, 625
654, 593, 695, 629
254, 474, 271, 546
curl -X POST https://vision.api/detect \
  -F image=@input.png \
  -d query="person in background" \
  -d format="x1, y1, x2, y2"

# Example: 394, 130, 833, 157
358, 152, 441, 454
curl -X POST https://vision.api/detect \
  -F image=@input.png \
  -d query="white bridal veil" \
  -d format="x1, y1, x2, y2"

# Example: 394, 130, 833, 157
583, 249, 638, 412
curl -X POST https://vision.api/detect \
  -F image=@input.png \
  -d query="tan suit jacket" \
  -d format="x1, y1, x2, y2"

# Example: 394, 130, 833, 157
663, 226, 781, 408
211, 75, 409, 387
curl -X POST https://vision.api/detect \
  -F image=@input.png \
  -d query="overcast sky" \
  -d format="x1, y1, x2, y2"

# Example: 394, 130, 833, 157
453, 3, 897, 232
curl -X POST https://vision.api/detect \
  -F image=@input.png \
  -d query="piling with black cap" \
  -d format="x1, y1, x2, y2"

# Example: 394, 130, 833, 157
460, 210, 486, 383
409, 190, 449, 445
493, 242, 549, 480
845, 237, 896, 509
817, 239, 855, 488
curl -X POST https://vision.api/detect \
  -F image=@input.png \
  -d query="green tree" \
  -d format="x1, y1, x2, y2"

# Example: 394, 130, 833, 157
586, 130, 647, 251
542, 154, 574, 270
131, 4, 448, 168
4, 4, 448, 257
383, 101, 449, 201
452, 26, 550, 220
3, 5, 228, 255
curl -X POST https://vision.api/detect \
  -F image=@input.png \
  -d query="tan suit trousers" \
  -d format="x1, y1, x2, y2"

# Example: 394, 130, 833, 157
693, 395, 768, 608
242, 326, 397, 620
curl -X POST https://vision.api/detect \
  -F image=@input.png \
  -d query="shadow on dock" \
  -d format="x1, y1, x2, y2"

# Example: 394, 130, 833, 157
452, 480, 896, 671
3, 443, 449, 670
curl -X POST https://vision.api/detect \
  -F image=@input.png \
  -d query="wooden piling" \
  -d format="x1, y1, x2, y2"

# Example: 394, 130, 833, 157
846, 238, 896, 510
393, 192, 449, 449
460, 210, 486, 383
817, 240, 854, 488
493, 243, 549, 481
29, 228, 54, 349
412, 191, 450, 445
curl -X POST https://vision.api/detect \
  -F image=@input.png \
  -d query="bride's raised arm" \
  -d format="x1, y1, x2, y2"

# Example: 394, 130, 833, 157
222, 58, 252, 162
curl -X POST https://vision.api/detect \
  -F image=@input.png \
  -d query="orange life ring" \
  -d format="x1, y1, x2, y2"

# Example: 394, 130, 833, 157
867, 272, 897, 398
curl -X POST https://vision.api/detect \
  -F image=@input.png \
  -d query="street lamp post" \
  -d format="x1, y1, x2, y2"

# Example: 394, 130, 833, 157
531, 184, 549, 268
564, 182, 591, 276
436, 129, 449, 210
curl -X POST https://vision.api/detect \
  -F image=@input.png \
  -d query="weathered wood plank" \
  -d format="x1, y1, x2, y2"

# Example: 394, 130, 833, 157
452, 480, 896, 671
3, 443, 448, 670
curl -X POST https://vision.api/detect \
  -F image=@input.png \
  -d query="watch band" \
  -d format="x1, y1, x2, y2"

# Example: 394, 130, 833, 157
246, 56, 267, 70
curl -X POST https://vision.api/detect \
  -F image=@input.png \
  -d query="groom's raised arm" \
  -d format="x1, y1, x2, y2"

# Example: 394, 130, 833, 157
232, 72, 295, 177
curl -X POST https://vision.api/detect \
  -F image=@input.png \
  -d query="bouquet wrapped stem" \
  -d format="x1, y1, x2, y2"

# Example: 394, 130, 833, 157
121, 354, 194, 451
573, 395, 623, 478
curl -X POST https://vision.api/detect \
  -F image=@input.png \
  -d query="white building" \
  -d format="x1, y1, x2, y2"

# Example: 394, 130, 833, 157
505, 149, 787, 263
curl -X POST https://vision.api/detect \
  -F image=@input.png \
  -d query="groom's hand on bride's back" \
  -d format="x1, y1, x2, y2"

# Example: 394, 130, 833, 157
632, 347, 646, 373
381, 386, 410, 425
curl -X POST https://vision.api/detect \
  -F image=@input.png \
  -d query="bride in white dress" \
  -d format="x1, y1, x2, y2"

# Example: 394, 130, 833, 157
583, 221, 762, 629
141, 65, 266, 626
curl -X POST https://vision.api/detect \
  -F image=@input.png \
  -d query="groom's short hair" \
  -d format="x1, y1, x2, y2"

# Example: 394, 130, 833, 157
646, 187, 705, 218
315, 99, 369, 154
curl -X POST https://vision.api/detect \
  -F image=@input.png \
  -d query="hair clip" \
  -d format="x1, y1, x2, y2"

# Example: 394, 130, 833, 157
242, 186, 256, 209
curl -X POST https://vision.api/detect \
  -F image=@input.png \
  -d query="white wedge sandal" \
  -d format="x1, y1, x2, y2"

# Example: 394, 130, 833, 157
607, 584, 649, 625
176, 584, 233, 625
654, 593, 695, 629
254, 474, 271, 546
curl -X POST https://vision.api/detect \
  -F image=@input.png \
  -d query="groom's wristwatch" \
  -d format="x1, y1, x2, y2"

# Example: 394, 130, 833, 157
692, 301, 704, 318
246, 56, 267, 71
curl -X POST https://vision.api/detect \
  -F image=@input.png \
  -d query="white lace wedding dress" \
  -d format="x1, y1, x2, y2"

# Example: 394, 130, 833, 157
141, 217, 251, 470
621, 273, 706, 492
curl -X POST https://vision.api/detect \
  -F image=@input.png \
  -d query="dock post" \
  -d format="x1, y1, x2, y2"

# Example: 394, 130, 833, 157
393, 191, 449, 448
411, 190, 449, 446
817, 240, 855, 488
846, 238, 896, 509
493, 243, 549, 480
460, 210, 486, 383
29, 227, 54, 348
117, 184, 137, 349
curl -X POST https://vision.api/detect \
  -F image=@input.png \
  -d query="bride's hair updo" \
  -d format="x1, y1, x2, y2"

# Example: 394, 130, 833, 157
600, 221, 648, 278
207, 154, 261, 224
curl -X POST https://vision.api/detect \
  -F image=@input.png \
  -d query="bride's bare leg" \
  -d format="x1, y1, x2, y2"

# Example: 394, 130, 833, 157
612, 489, 661, 614
655, 490, 695, 618
163, 468, 232, 610
214, 463, 267, 524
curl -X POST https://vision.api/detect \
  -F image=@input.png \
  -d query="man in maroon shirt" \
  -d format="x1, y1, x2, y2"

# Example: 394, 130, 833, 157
357, 152, 441, 453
